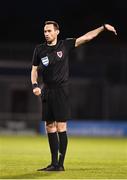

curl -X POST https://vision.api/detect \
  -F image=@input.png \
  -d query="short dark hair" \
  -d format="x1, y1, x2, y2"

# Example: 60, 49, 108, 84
44, 21, 59, 30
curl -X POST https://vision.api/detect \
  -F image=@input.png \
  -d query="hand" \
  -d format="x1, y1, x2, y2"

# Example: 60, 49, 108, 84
33, 87, 41, 96
105, 24, 117, 35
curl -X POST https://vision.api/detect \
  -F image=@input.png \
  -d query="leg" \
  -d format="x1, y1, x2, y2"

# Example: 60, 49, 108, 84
46, 121, 59, 166
56, 121, 68, 170
37, 121, 59, 171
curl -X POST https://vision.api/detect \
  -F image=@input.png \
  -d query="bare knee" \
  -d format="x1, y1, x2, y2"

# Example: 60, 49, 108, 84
45, 121, 57, 133
56, 122, 67, 132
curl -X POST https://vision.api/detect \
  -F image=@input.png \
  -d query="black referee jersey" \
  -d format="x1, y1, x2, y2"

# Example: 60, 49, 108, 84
32, 38, 76, 87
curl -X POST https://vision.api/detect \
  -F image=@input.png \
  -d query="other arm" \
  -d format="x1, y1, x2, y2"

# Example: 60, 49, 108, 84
75, 24, 117, 47
31, 65, 41, 96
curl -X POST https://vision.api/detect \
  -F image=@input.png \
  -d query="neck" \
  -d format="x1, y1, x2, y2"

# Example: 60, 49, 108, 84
47, 39, 57, 46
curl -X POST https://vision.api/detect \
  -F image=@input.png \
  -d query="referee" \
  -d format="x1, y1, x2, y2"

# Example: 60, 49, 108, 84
31, 21, 117, 171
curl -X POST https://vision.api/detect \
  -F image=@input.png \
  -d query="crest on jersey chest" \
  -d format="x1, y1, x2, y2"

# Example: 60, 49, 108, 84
41, 56, 49, 67
57, 51, 63, 58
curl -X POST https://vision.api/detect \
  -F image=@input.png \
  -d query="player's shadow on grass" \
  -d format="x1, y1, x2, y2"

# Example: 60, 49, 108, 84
1, 168, 104, 178
0, 171, 61, 179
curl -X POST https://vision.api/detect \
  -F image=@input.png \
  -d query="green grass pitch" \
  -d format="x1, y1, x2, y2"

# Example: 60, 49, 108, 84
0, 135, 127, 179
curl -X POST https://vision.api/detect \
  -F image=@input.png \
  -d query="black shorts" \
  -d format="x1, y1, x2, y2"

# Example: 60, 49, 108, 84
41, 85, 70, 122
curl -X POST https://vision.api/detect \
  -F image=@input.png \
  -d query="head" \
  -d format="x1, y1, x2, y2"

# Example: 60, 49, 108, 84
44, 21, 60, 45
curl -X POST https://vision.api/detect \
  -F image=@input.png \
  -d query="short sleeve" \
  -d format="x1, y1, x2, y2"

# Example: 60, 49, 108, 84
32, 46, 40, 66
64, 38, 76, 51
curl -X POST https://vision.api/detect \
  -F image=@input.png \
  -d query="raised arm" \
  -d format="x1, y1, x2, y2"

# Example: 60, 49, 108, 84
31, 65, 41, 96
75, 24, 117, 47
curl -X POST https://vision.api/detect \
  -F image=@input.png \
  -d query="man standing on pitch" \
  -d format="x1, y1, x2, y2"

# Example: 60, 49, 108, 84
31, 21, 117, 171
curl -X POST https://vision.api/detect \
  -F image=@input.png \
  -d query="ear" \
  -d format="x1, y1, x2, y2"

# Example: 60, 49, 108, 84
56, 29, 60, 35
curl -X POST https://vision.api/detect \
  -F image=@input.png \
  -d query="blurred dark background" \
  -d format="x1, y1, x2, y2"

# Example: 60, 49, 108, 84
1, 0, 127, 134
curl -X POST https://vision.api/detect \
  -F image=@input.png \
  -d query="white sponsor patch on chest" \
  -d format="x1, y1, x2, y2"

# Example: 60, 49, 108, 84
57, 51, 63, 58
41, 56, 49, 66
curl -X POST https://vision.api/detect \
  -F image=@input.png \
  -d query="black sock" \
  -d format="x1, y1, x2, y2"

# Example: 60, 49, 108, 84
58, 131, 68, 167
47, 132, 59, 166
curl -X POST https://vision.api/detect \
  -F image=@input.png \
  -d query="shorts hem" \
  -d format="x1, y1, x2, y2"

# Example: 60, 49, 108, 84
42, 118, 68, 122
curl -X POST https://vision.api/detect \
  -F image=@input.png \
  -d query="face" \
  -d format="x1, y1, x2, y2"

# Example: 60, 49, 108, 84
44, 24, 59, 44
